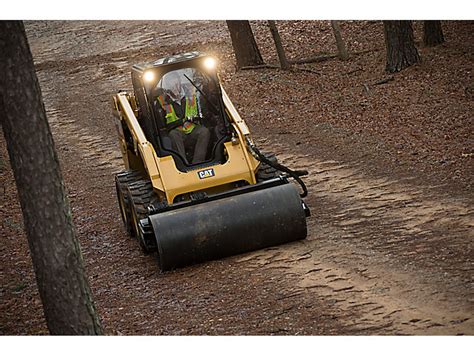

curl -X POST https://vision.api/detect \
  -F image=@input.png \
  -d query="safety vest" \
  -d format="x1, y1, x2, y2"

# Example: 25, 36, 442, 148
157, 94, 198, 134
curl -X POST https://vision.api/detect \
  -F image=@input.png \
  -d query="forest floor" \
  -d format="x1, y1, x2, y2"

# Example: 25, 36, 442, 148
0, 20, 473, 335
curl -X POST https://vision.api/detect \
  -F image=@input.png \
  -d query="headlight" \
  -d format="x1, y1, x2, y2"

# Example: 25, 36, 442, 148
143, 70, 155, 82
203, 57, 217, 70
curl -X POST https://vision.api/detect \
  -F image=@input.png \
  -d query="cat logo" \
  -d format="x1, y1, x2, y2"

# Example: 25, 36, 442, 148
197, 168, 215, 179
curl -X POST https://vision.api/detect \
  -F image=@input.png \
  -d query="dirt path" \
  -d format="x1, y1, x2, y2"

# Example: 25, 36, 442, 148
0, 21, 472, 335
252, 139, 473, 334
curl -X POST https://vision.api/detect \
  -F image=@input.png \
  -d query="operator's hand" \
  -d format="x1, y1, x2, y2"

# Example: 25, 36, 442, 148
189, 114, 203, 123
186, 115, 200, 123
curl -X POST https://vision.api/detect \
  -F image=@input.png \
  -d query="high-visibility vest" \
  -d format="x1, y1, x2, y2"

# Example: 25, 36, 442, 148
157, 94, 198, 134
185, 94, 198, 118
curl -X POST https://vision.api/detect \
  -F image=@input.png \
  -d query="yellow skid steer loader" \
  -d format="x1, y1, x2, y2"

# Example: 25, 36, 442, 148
112, 52, 309, 271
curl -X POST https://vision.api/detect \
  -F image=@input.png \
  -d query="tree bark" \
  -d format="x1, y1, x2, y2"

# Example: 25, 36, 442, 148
331, 20, 349, 61
383, 21, 420, 73
423, 20, 444, 47
267, 20, 289, 70
0, 21, 102, 335
226, 20, 264, 69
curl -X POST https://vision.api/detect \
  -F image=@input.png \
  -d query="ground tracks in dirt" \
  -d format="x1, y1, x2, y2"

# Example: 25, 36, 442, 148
248, 138, 473, 335
43, 105, 124, 175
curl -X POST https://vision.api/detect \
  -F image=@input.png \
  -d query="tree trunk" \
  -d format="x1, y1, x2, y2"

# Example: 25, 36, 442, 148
267, 20, 289, 70
383, 21, 420, 73
226, 20, 264, 69
0, 21, 102, 335
423, 20, 444, 47
331, 20, 349, 61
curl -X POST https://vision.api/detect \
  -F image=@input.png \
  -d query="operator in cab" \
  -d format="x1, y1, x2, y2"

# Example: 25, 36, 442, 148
155, 70, 210, 164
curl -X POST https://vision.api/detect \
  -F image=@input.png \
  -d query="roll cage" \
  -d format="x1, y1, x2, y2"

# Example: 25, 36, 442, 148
131, 52, 231, 172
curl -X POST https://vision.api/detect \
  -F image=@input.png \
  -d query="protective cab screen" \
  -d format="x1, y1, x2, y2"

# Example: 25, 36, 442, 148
150, 67, 227, 165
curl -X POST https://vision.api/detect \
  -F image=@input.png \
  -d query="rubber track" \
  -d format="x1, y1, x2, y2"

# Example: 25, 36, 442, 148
115, 170, 142, 236
256, 152, 279, 182
128, 179, 157, 252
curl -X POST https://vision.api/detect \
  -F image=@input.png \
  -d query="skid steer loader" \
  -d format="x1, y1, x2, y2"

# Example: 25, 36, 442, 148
112, 51, 310, 271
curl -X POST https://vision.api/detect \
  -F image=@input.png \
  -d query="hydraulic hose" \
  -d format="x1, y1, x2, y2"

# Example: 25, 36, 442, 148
245, 137, 308, 198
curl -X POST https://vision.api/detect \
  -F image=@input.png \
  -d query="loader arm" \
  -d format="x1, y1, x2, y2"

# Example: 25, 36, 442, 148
114, 92, 163, 189
220, 86, 250, 136
220, 86, 260, 174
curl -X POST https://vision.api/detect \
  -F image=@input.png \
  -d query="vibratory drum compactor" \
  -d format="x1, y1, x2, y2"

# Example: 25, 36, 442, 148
112, 52, 310, 271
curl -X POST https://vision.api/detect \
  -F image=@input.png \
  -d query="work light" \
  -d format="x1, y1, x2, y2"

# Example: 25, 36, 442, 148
143, 70, 155, 82
204, 57, 217, 70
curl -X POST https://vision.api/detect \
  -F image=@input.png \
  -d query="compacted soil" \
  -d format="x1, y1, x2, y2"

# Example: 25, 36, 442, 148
1, 20, 472, 335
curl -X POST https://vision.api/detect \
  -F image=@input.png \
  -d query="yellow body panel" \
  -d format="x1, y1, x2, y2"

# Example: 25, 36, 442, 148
113, 88, 261, 205
221, 87, 250, 136
154, 141, 255, 203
